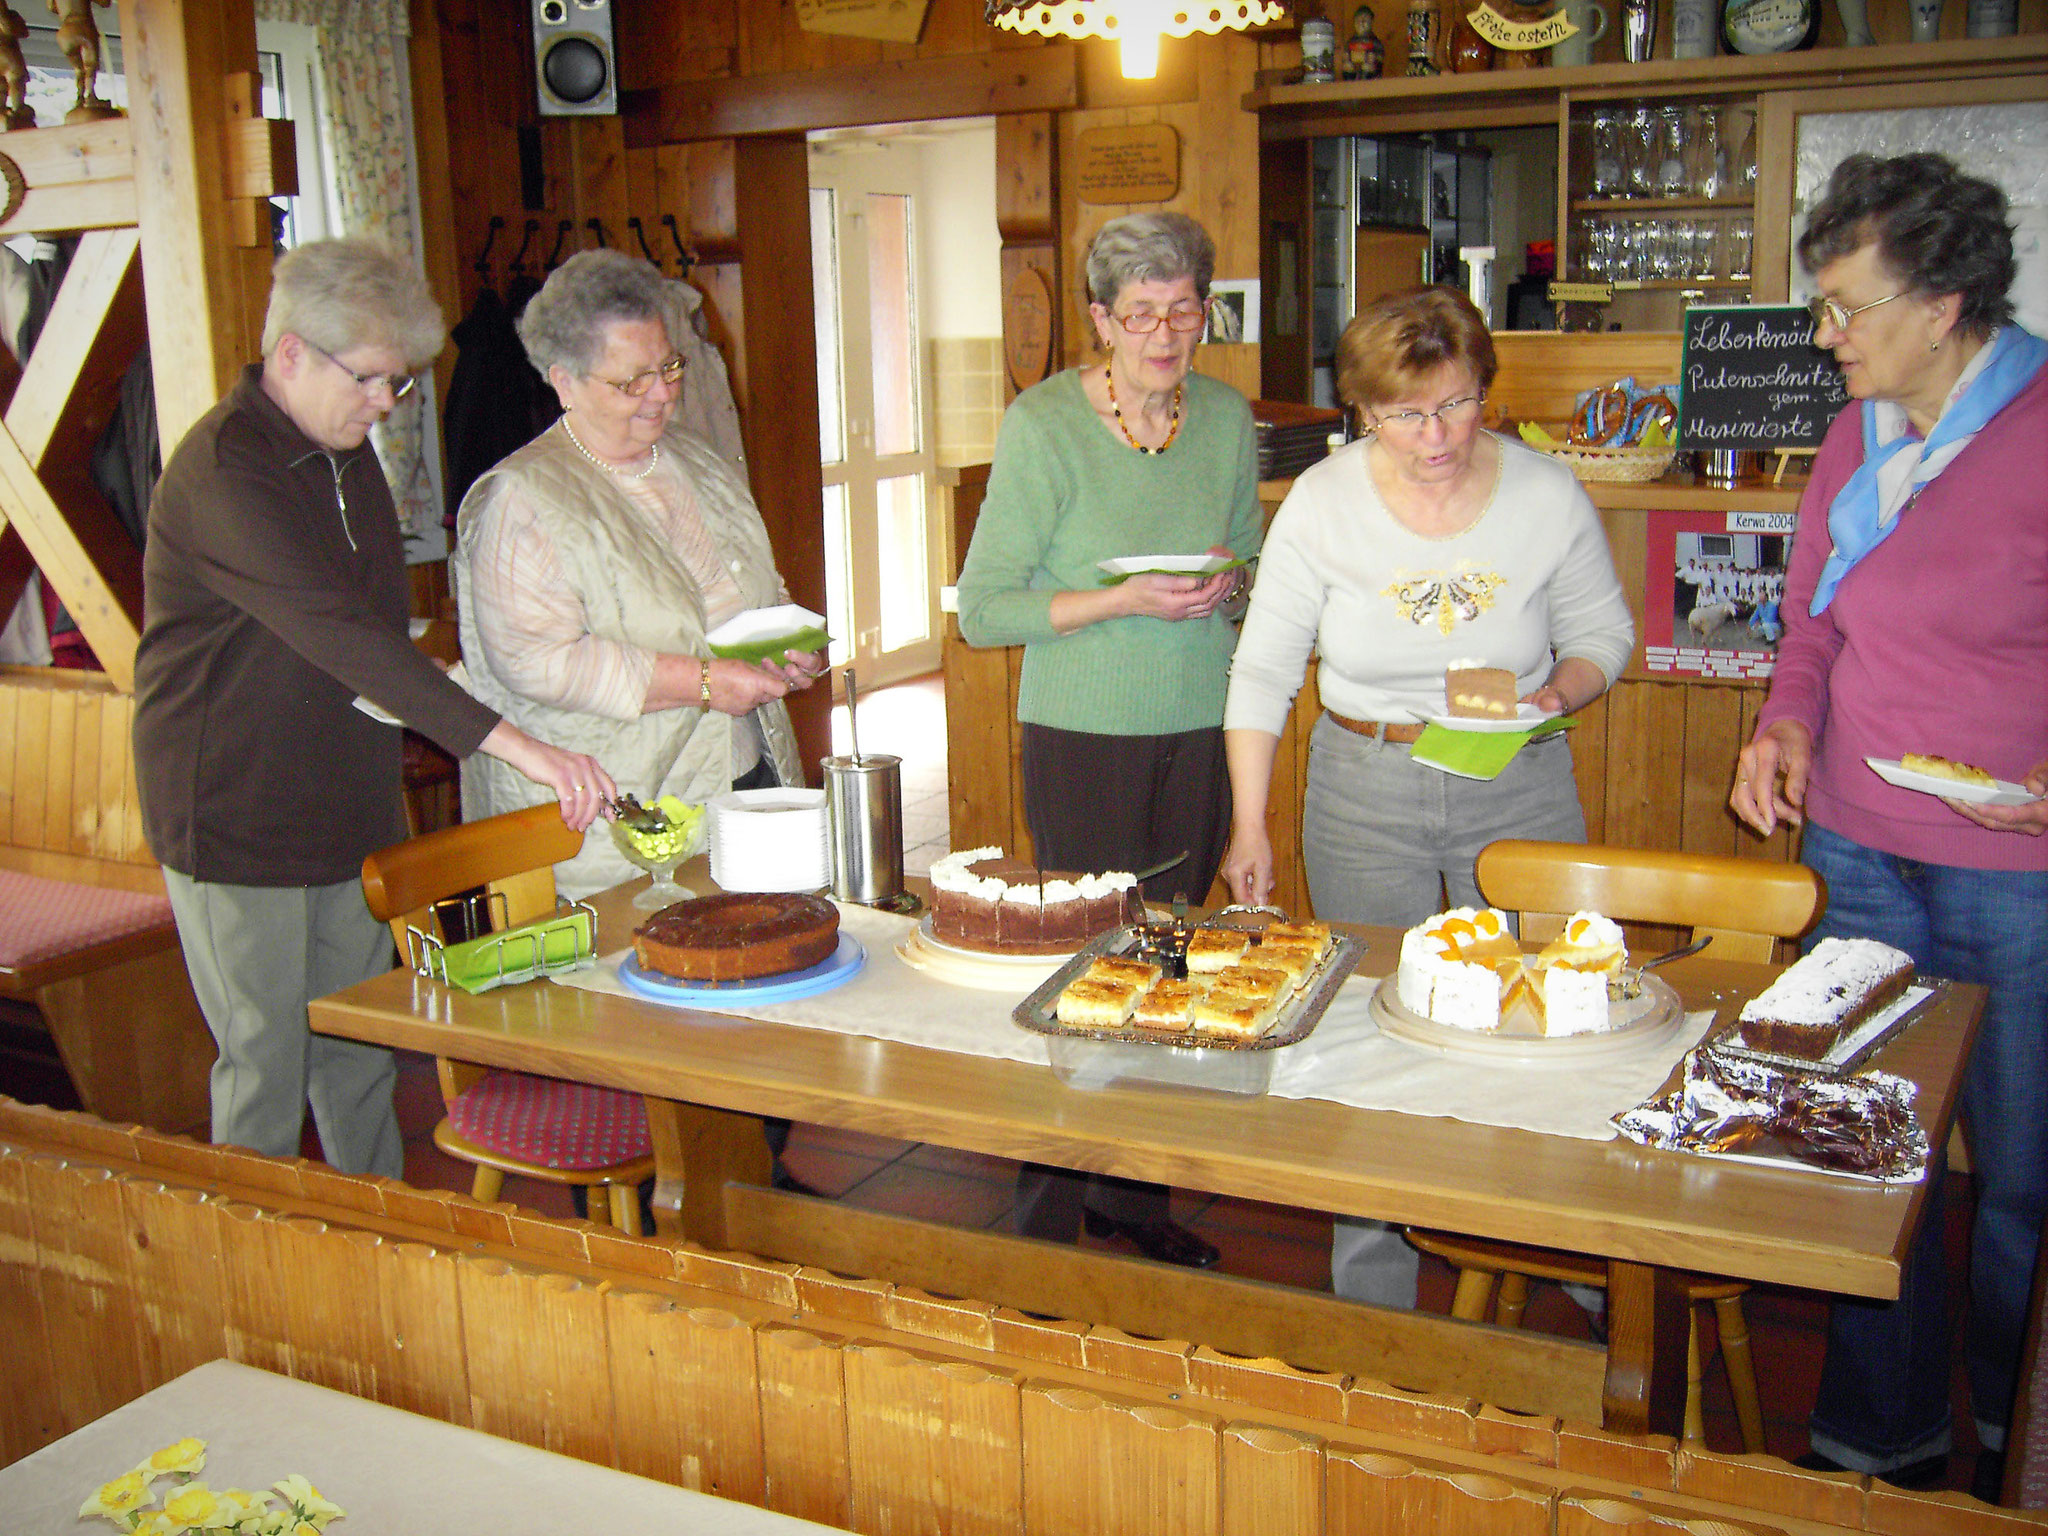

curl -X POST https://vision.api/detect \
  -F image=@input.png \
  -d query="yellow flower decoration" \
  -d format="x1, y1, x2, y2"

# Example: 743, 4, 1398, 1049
271, 1474, 344, 1527
139, 1437, 209, 1477
79, 1470, 152, 1520
160, 1481, 229, 1529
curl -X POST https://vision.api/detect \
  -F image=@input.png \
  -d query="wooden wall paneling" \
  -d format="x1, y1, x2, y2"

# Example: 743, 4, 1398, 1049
1488, 335, 1684, 427
754, 1324, 854, 1530
1680, 684, 1749, 858
1599, 680, 1690, 851
456, 1258, 616, 1466
272, 1216, 381, 1401
996, 112, 1058, 406
24, 1156, 153, 1436
1020, 1382, 1220, 1535
610, 1294, 768, 1502
1220, 1422, 1324, 1536
8, 677, 47, 849
1007, 644, 1032, 856
217, 1202, 296, 1379
570, 115, 630, 248
38, 678, 71, 853
122, 1183, 226, 1392
731, 134, 830, 780
92, 690, 129, 862
615, 1, 738, 93
1572, 690, 1610, 846
1555, 1491, 1786, 1534
118, 0, 266, 453
371, 1240, 470, 1426
843, 1343, 1025, 1536
1188, 33, 1263, 403
0, 1147, 64, 1464
915, 0, 986, 55
409, 0, 461, 391
1326, 1447, 1554, 1535
66, 689, 98, 858
942, 629, 1013, 854
685, 139, 739, 254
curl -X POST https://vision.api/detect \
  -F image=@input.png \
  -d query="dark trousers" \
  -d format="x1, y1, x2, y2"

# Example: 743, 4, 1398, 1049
1013, 722, 1231, 1239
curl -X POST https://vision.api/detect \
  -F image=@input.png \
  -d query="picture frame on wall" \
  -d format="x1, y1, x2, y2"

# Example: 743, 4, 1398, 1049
1206, 280, 1260, 345
1641, 507, 1794, 683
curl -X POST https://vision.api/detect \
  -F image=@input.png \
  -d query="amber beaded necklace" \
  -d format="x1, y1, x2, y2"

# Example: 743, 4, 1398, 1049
1104, 365, 1184, 455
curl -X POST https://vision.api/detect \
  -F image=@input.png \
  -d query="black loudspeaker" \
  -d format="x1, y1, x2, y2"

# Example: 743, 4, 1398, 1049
533, 0, 616, 117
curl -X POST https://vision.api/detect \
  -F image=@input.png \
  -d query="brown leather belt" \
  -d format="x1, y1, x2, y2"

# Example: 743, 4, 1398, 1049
1327, 711, 1426, 744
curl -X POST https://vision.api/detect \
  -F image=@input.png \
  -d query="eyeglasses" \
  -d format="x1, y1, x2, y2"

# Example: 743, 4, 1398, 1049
308, 341, 416, 400
1369, 394, 1485, 434
1808, 292, 1903, 333
591, 354, 686, 396
1111, 305, 1209, 334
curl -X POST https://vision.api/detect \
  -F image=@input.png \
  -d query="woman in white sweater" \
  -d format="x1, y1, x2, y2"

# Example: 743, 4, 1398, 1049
1220, 286, 1634, 1305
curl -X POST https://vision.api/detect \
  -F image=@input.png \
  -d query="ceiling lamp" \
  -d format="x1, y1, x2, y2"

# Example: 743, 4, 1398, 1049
986, 1, 1286, 80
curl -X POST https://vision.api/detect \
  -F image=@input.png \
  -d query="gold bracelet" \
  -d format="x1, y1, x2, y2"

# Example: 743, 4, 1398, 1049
699, 659, 713, 709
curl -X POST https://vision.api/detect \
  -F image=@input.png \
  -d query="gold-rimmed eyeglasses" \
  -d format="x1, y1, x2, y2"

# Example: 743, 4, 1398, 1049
1808, 292, 1903, 333
1369, 394, 1484, 435
308, 341, 416, 400
1112, 304, 1209, 334
591, 354, 686, 396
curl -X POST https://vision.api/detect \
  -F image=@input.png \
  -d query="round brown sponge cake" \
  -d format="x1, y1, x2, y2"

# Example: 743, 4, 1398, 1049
634, 892, 840, 982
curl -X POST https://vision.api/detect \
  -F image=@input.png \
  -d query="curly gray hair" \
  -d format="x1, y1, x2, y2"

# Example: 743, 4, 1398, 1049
1083, 212, 1216, 310
517, 249, 673, 378
260, 238, 445, 366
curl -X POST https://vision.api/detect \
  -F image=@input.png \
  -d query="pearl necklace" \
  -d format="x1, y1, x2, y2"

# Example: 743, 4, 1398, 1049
1105, 366, 1183, 455
562, 417, 660, 480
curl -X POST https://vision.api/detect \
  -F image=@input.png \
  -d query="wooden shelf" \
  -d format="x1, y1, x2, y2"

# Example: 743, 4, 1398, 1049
1599, 278, 1752, 291
1245, 35, 2047, 137
1573, 196, 1755, 213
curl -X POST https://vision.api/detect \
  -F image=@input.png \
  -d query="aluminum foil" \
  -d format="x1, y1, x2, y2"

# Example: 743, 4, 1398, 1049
1614, 1047, 1929, 1183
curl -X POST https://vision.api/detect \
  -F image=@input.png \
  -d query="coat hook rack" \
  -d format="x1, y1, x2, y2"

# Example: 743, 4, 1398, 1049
586, 216, 609, 250
660, 213, 694, 277
473, 214, 504, 277
628, 215, 661, 270
546, 218, 572, 270
509, 217, 539, 275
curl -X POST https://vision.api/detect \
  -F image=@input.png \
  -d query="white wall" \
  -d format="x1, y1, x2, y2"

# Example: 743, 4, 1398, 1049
916, 122, 1003, 340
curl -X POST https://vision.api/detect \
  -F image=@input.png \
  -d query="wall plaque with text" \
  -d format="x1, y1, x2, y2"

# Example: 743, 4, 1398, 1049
1005, 266, 1055, 392
1075, 125, 1180, 206
794, 0, 931, 44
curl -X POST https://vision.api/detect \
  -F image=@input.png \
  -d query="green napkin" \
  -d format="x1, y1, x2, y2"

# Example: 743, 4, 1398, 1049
707, 625, 832, 664
1409, 717, 1576, 781
436, 908, 595, 994
1097, 557, 1248, 587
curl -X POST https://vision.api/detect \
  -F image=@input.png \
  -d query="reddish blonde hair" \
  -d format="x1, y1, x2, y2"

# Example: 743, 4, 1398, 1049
1336, 285, 1496, 418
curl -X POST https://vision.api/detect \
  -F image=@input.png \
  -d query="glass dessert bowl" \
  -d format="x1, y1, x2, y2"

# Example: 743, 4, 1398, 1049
610, 795, 707, 911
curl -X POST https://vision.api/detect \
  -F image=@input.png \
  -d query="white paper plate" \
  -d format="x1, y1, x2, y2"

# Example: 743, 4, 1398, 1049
1095, 554, 1243, 579
1416, 704, 1557, 734
704, 604, 830, 662
1865, 757, 2041, 807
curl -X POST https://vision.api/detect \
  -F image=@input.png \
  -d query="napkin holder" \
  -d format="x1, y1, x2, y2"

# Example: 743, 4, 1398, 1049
404, 900, 598, 993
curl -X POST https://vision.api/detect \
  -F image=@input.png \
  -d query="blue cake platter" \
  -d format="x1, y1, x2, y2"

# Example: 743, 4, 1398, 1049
617, 933, 865, 1007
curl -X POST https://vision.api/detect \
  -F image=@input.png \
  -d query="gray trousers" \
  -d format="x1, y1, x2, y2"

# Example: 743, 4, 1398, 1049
1303, 718, 1587, 1306
163, 870, 403, 1180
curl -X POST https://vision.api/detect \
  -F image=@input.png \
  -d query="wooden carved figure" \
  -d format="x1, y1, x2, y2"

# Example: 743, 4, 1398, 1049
52, 0, 120, 123
0, 7, 32, 129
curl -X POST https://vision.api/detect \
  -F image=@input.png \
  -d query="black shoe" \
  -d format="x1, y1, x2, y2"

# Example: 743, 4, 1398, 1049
1795, 1450, 1949, 1492
1082, 1208, 1220, 1268
1972, 1449, 2006, 1505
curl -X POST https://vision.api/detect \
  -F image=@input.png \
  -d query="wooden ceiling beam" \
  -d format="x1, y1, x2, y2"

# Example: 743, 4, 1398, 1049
0, 426, 139, 689
5, 229, 144, 472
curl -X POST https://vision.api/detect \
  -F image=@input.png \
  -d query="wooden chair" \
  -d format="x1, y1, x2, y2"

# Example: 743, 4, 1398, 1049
360, 804, 656, 1233
1408, 839, 1827, 1454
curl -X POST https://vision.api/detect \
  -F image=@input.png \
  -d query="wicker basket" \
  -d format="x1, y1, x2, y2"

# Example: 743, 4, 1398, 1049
1541, 442, 1678, 484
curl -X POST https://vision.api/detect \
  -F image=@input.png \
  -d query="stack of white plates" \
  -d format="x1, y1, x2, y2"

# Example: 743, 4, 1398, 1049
708, 788, 830, 893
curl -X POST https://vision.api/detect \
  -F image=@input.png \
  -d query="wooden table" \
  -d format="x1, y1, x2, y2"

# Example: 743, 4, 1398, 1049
310, 874, 1982, 1442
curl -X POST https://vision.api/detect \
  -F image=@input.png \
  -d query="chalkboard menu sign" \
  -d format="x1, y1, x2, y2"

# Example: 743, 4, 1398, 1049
1678, 304, 1851, 451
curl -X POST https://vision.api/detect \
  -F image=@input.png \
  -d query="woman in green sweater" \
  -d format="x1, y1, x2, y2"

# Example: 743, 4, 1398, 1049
956, 212, 1264, 1268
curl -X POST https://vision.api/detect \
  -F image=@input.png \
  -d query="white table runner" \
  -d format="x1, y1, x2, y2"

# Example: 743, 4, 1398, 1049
556, 903, 1711, 1142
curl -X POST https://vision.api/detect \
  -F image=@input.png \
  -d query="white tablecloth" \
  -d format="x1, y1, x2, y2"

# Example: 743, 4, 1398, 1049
558, 903, 1711, 1142
0, 1361, 847, 1533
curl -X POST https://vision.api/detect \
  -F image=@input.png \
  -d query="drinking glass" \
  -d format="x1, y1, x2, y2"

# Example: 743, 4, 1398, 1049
1727, 215, 1753, 281
1655, 106, 1688, 197
1686, 104, 1721, 198
1691, 221, 1720, 279
1626, 106, 1658, 197
1590, 108, 1625, 197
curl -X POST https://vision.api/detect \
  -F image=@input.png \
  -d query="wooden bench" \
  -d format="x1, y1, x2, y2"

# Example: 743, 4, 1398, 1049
0, 667, 211, 1133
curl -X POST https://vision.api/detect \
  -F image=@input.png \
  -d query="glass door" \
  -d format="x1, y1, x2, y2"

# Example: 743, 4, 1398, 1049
809, 150, 941, 690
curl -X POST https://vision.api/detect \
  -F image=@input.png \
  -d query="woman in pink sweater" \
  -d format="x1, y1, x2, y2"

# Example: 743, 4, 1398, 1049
1730, 153, 2046, 1500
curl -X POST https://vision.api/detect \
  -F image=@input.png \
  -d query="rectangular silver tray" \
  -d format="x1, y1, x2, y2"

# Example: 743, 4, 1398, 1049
1013, 923, 1363, 1052
1708, 978, 1948, 1078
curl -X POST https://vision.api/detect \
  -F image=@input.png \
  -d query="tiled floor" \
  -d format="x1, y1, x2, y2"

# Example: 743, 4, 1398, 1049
3, 672, 1995, 1495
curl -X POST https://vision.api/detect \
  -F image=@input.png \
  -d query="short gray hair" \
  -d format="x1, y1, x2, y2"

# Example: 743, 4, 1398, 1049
518, 249, 672, 377
261, 238, 445, 366
1083, 212, 1216, 309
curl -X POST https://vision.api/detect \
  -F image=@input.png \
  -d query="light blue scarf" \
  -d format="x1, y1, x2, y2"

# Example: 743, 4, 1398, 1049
1810, 323, 2048, 615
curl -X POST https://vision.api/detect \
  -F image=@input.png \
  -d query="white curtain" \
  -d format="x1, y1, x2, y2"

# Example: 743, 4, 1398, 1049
255, 0, 437, 541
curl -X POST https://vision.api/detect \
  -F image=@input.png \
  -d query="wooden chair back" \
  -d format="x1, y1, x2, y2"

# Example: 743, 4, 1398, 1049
360, 804, 585, 1107
1475, 839, 1824, 963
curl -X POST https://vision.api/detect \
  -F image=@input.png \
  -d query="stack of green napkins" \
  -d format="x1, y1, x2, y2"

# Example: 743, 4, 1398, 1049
433, 908, 595, 994
1410, 717, 1575, 780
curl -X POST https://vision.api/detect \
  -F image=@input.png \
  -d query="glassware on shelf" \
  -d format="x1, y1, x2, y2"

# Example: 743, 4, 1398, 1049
1590, 108, 1625, 196
1692, 221, 1720, 279
1625, 105, 1659, 197
1655, 106, 1688, 197
1685, 104, 1721, 197
1727, 215, 1753, 280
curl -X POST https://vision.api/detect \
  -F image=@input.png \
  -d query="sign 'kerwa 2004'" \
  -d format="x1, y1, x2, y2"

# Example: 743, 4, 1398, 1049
1678, 304, 1850, 451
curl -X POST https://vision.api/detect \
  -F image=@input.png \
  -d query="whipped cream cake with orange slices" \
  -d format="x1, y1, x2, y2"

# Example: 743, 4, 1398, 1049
1395, 907, 1629, 1035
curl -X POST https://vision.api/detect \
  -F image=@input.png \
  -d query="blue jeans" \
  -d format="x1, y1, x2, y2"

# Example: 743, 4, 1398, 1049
1800, 822, 2048, 1472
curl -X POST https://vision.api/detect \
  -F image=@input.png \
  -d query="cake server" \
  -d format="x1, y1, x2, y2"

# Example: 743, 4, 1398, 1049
1613, 934, 1711, 999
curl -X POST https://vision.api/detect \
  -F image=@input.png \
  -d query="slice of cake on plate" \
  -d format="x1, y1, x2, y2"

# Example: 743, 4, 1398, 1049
1444, 660, 1519, 719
